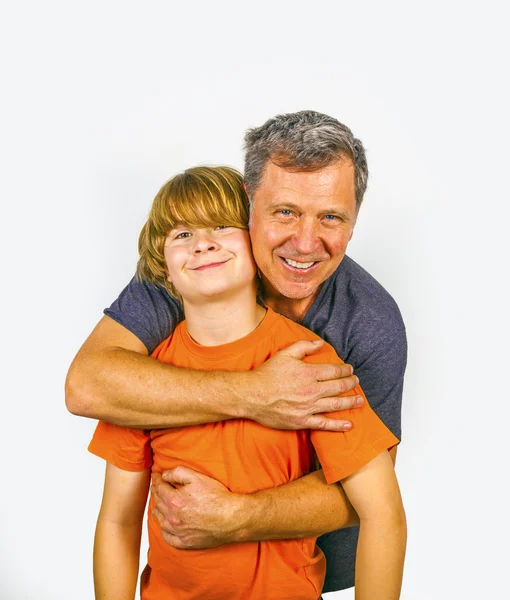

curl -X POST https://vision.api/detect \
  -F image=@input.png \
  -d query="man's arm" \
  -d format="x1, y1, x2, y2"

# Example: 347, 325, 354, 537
340, 450, 406, 599
151, 468, 356, 549
93, 463, 150, 600
150, 449, 397, 548
65, 315, 361, 430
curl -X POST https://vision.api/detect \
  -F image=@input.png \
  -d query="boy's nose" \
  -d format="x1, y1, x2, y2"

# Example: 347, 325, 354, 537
193, 230, 219, 253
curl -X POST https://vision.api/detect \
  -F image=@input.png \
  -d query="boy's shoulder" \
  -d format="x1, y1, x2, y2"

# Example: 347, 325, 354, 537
150, 330, 178, 358
270, 310, 343, 366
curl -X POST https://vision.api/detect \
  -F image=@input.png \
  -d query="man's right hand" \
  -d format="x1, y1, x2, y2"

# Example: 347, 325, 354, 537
245, 340, 363, 432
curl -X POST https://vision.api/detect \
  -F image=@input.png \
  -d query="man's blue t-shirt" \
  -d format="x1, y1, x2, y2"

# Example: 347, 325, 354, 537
105, 254, 407, 593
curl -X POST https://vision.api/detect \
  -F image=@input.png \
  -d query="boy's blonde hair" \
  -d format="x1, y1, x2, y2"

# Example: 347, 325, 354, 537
137, 166, 250, 298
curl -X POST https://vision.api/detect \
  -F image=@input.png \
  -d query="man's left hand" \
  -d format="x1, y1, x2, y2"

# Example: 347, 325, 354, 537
151, 466, 247, 550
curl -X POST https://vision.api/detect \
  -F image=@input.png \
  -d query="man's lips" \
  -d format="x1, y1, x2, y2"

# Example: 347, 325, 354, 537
190, 259, 230, 271
278, 256, 322, 272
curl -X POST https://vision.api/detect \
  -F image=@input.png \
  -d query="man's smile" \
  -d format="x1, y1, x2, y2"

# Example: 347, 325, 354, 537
278, 256, 322, 273
283, 258, 315, 269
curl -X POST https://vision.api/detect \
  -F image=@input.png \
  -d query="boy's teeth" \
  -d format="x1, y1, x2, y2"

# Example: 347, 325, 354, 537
284, 258, 315, 269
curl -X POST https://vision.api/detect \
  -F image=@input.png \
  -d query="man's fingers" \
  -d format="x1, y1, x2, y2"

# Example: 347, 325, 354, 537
313, 394, 364, 414
315, 374, 360, 398
304, 394, 365, 430
152, 489, 172, 515
161, 465, 195, 486
314, 362, 355, 383
304, 415, 353, 432
280, 339, 325, 360
151, 507, 167, 528
160, 529, 187, 550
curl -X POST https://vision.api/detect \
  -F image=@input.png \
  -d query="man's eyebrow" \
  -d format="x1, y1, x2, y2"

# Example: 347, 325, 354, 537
265, 200, 302, 211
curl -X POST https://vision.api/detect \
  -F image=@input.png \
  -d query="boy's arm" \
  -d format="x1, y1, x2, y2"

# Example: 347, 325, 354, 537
341, 450, 406, 600
94, 463, 150, 600
65, 315, 360, 430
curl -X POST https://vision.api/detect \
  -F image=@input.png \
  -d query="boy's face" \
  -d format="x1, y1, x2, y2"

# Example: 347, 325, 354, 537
164, 225, 257, 303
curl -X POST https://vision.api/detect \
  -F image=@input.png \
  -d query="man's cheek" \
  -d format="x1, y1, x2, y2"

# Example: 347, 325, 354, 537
326, 233, 352, 257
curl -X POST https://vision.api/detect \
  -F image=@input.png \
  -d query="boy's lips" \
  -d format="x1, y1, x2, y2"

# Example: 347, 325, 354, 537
190, 259, 230, 271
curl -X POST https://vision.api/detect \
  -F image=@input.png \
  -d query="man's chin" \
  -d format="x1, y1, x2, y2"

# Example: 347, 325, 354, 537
271, 279, 321, 301
259, 268, 325, 302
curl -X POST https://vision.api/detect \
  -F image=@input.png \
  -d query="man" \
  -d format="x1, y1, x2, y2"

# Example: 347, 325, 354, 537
66, 110, 407, 592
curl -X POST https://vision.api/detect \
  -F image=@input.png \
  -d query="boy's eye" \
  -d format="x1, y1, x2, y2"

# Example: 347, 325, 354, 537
175, 231, 192, 239
214, 225, 230, 230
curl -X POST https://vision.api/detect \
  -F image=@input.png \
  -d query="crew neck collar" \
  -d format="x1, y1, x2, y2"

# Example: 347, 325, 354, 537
177, 306, 277, 360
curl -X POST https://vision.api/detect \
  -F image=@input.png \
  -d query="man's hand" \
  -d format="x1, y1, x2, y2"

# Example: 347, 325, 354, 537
151, 467, 247, 550
152, 464, 361, 550
246, 340, 362, 432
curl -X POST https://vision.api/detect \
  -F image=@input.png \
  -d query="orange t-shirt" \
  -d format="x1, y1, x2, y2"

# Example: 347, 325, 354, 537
89, 307, 398, 600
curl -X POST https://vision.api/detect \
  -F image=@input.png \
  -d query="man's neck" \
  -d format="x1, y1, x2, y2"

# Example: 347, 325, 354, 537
183, 287, 266, 346
262, 292, 318, 324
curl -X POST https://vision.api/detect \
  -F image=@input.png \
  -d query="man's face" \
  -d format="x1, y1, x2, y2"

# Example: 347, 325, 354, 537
249, 159, 357, 302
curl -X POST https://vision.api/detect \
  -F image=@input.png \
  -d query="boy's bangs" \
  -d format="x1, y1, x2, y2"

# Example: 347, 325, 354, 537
168, 189, 247, 230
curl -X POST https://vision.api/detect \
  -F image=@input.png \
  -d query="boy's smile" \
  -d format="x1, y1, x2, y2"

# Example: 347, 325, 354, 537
189, 259, 231, 271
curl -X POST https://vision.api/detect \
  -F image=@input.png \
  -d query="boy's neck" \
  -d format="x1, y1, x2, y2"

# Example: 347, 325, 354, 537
182, 287, 266, 346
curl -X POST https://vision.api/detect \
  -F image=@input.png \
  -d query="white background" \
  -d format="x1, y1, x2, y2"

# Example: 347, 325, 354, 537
1, 1, 508, 598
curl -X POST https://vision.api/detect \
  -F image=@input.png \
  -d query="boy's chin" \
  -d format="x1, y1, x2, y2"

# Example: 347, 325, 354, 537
182, 285, 253, 306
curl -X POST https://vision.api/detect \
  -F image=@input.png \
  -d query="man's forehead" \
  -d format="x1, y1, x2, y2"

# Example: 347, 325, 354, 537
261, 158, 352, 183
255, 160, 354, 199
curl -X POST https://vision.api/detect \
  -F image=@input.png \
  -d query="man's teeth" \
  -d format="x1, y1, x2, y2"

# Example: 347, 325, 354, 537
283, 258, 315, 269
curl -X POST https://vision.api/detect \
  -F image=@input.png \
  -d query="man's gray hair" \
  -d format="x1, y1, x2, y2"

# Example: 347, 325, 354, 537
244, 110, 368, 211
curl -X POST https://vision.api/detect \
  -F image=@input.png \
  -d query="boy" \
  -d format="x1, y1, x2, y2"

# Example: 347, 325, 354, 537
89, 166, 406, 599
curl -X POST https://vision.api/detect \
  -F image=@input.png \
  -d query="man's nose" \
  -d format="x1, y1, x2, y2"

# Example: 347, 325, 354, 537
193, 230, 219, 253
291, 218, 322, 255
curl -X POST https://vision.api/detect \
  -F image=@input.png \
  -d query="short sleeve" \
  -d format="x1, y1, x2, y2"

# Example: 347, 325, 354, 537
304, 344, 399, 484
88, 421, 153, 472
350, 326, 407, 441
104, 276, 184, 353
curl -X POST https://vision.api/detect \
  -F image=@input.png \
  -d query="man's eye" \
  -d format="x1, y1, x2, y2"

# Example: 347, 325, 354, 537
279, 209, 292, 216
324, 215, 340, 221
